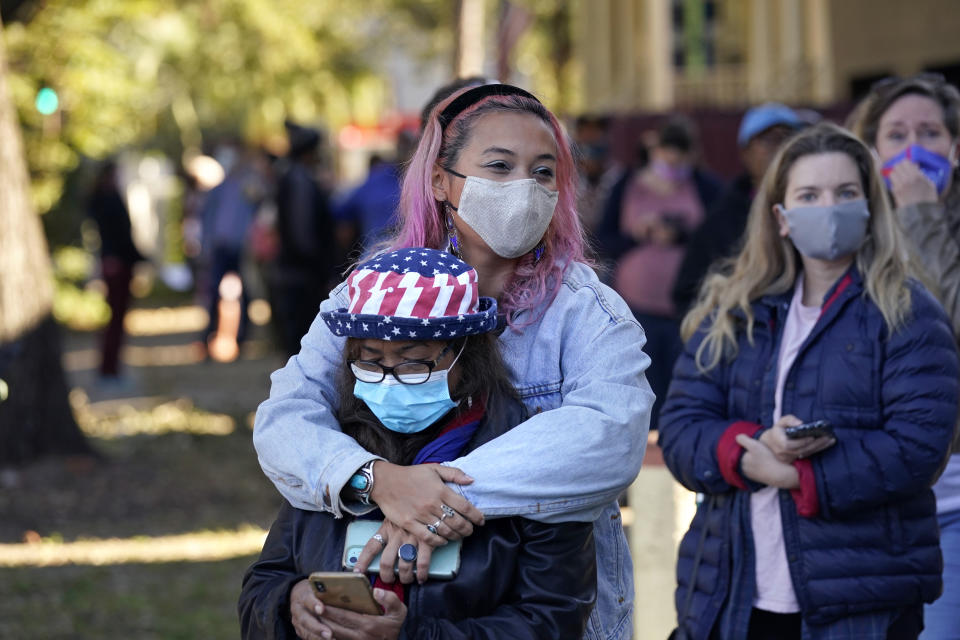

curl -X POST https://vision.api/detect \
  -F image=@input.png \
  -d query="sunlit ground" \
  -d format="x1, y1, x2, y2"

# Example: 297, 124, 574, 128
62, 301, 275, 372
0, 527, 268, 567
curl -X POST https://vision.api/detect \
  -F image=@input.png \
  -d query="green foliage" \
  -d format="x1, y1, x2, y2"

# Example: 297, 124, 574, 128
3, 0, 450, 214
50, 246, 109, 330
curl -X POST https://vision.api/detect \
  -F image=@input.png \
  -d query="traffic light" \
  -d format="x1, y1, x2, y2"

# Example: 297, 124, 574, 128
35, 86, 59, 115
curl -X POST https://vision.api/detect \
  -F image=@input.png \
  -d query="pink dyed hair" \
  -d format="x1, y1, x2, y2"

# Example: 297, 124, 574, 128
382, 86, 590, 328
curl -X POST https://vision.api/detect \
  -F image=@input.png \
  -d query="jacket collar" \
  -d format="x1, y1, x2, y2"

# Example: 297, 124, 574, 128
751, 263, 863, 325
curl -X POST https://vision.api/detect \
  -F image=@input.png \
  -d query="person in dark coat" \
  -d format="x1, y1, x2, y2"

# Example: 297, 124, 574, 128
658, 124, 959, 640
87, 160, 145, 380
273, 122, 337, 356
597, 117, 722, 427
239, 248, 596, 640
671, 103, 805, 316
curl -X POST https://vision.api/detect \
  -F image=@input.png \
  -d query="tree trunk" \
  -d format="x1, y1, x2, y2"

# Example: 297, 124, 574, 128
0, 14, 93, 464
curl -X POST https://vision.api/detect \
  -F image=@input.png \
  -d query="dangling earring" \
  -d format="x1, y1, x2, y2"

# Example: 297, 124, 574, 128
533, 241, 545, 264
445, 205, 462, 258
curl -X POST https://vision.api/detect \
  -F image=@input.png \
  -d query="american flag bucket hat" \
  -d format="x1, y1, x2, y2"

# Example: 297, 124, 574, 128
320, 248, 498, 340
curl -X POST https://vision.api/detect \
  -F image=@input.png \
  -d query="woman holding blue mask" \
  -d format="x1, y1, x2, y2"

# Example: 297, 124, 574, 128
659, 123, 958, 640
851, 75, 960, 640
239, 248, 596, 640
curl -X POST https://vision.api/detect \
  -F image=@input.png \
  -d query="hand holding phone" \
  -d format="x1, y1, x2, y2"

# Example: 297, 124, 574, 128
344, 520, 462, 580
308, 572, 382, 616
784, 419, 835, 440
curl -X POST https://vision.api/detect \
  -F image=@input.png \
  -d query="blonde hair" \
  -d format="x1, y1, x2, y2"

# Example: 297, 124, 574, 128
682, 122, 917, 371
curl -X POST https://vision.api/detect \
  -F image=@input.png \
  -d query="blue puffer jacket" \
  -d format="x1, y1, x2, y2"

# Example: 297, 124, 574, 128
659, 268, 959, 639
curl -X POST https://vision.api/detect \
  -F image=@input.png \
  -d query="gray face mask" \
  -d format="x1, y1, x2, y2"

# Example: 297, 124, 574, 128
446, 170, 559, 259
779, 199, 870, 260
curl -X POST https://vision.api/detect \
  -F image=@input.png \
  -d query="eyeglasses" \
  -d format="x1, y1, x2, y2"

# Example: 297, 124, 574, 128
349, 344, 455, 385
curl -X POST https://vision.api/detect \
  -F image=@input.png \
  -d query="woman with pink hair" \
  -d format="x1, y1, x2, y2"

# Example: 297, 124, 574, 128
253, 84, 653, 640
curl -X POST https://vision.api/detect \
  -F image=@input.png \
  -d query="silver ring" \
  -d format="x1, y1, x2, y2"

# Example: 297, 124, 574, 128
426, 523, 438, 535
439, 511, 450, 522
372, 533, 386, 547
441, 504, 456, 518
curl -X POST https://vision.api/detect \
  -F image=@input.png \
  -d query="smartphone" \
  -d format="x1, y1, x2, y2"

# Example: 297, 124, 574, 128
308, 572, 382, 616
343, 520, 462, 580
784, 419, 835, 440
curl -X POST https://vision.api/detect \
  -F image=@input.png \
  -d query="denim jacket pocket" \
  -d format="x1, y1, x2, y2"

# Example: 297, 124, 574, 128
515, 379, 563, 416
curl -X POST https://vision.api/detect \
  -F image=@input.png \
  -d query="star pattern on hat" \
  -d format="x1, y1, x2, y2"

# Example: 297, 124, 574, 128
320, 247, 496, 342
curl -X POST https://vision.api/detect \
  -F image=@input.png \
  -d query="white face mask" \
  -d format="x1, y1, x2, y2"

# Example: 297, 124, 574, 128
446, 170, 559, 259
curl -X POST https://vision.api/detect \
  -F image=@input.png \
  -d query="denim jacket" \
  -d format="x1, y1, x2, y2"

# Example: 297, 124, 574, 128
253, 261, 654, 640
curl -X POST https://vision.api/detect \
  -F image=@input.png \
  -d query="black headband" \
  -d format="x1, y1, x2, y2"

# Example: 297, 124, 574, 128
437, 84, 540, 131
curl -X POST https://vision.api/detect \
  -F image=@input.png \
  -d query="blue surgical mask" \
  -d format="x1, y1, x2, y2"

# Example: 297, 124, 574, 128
881, 144, 954, 194
352, 345, 464, 434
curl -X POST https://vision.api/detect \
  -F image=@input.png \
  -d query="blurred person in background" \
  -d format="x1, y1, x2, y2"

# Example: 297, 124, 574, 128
333, 130, 417, 258
598, 116, 722, 427
181, 153, 226, 294
659, 123, 958, 640
239, 248, 596, 640
87, 160, 145, 384
850, 73, 960, 640
199, 142, 266, 359
272, 121, 337, 357
573, 114, 617, 234
253, 83, 653, 640
672, 103, 806, 316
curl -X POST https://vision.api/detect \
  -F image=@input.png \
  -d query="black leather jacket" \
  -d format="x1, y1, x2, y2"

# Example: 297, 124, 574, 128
239, 400, 597, 639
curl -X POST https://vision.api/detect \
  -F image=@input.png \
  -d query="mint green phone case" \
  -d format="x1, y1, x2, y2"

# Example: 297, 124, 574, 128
343, 520, 462, 580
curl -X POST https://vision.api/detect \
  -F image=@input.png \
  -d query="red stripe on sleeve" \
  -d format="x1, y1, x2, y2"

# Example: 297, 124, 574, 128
790, 458, 820, 517
717, 421, 763, 489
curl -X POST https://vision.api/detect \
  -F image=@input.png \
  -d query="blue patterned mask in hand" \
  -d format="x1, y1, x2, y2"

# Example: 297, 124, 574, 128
881, 144, 953, 194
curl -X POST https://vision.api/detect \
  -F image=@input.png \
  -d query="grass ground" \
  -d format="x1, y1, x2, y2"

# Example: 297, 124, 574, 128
0, 310, 286, 639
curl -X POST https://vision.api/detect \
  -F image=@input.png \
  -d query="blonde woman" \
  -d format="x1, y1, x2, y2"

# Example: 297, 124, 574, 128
658, 123, 958, 640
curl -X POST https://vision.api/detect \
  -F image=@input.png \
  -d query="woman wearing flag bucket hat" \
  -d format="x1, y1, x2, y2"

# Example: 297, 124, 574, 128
254, 83, 654, 640
240, 248, 596, 639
